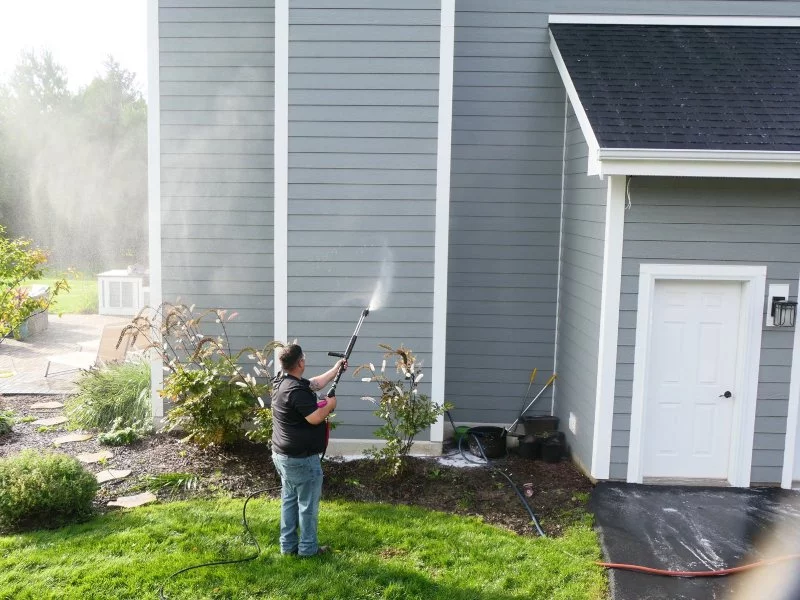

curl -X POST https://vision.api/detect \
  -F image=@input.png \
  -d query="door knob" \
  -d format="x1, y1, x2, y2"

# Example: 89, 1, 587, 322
719, 391, 732, 399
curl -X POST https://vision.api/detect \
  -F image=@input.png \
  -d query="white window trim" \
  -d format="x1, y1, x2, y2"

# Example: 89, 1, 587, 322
549, 15, 800, 27
590, 175, 625, 480
627, 264, 766, 487
146, 0, 163, 418
273, 0, 289, 371
781, 273, 800, 489
431, 0, 455, 444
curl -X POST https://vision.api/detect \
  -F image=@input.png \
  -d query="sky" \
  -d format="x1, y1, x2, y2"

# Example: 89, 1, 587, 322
0, 1, 148, 94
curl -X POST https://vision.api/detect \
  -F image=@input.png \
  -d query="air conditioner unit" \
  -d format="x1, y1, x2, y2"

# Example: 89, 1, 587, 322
97, 270, 145, 316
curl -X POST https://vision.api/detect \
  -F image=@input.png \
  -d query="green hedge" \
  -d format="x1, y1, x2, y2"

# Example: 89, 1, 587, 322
0, 450, 99, 532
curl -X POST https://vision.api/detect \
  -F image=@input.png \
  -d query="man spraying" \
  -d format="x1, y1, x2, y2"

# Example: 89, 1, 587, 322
270, 343, 346, 557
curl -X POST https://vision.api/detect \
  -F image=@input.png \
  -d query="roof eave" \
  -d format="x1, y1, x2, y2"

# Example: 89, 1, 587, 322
598, 148, 800, 179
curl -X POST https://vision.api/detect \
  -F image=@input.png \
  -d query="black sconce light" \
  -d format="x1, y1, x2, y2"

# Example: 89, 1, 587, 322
771, 296, 798, 327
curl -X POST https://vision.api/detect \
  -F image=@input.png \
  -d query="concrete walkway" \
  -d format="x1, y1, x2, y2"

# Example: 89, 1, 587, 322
591, 482, 800, 600
0, 314, 128, 395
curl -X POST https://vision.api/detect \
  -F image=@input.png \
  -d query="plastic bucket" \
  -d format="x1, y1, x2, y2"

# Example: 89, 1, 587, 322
453, 425, 470, 444
521, 416, 559, 435
466, 426, 506, 459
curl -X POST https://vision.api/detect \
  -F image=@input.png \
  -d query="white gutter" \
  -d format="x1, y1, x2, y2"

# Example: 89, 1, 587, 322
549, 15, 800, 27
598, 148, 800, 179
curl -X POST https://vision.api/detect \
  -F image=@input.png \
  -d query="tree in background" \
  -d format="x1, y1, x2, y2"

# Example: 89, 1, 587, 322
0, 51, 147, 273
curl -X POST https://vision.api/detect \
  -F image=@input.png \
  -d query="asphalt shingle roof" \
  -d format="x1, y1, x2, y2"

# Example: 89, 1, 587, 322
549, 24, 800, 151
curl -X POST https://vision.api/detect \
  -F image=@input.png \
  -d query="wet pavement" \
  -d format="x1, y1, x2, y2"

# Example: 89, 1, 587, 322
591, 482, 800, 600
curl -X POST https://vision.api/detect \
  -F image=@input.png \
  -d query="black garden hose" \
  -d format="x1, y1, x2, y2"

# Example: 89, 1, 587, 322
446, 411, 546, 538
158, 485, 281, 600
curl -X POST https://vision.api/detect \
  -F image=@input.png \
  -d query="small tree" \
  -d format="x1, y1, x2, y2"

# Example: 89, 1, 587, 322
0, 225, 68, 342
356, 345, 452, 476
121, 302, 280, 447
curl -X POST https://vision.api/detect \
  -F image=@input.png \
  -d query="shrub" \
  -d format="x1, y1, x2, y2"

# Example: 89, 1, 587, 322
0, 411, 14, 436
0, 225, 68, 342
356, 345, 453, 477
97, 418, 144, 446
65, 359, 151, 431
0, 450, 99, 532
121, 303, 280, 448
245, 403, 273, 445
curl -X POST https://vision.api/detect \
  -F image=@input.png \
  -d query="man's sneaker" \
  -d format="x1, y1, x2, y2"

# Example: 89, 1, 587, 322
299, 545, 330, 557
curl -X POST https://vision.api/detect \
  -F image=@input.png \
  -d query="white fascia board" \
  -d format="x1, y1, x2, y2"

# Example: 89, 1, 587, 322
146, 0, 163, 418
549, 15, 800, 27
548, 31, 601, 176
598, 149, 800, 179
431, 0, 456, 444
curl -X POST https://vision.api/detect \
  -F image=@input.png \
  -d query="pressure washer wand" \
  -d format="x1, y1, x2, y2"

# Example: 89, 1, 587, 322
326, 307, 369, 397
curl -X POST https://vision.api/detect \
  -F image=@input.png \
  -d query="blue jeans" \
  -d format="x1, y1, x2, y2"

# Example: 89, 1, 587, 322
271, 452, 324, 556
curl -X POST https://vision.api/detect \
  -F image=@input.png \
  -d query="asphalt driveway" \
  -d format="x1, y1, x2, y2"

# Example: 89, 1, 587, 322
591, 482, 800, 600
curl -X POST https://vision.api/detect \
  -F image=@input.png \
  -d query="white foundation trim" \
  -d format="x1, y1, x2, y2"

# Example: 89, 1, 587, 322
548, 31, 600, 175
431, 0, 455, 444
781, 274, 800, 489
147, 0, 163, 417
273, 0, 289, 368
627, 264, 766, 487
549, 15, 800, 27
590, 176, 625, 480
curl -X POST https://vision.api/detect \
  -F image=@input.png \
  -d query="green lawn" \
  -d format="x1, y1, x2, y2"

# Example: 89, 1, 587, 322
0, 498, 607, 600
22, 276, 97, 315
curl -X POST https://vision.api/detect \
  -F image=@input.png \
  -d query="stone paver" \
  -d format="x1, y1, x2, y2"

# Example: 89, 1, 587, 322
30, 401, 64, 409
53, 433, 94, 445
76, 450, 114, 464
96, 469, 132, 484
32, 416, 68, 426
108, 492, 157, 508
0, 313, 128, 394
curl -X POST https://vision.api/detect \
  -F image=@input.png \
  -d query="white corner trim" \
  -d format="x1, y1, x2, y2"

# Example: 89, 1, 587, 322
273, 0, 289, 371
431, 0, 455, 444
590, 175, 625, 480
598, 149, 800, 179
627, 264, 766, 487
781, 274, 800, 489
146, 0, 163, 418
548, 31, 600, 176
549, 14, 800, 27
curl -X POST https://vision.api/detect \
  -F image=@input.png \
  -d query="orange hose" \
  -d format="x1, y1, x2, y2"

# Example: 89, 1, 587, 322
596, 553, 800, 577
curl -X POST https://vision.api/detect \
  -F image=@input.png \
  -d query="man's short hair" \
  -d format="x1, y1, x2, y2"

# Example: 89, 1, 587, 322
279, 343, 303, 371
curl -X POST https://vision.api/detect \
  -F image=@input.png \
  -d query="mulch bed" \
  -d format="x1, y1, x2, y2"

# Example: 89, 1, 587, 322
0, 394, 594, 537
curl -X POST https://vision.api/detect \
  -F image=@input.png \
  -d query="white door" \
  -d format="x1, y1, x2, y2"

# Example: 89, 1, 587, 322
643, 280, 741, 479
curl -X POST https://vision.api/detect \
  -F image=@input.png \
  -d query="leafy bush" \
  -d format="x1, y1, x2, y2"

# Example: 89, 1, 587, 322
136, 472, 199, 496
97, 418, 143, 446
65, 360, 151, 430
0, 225, 68, 342
0, 411, 14, 436
357, 345, 453, 477
0, 450, 99, 532
122, 303, 279, 448
245, 404, 273, 445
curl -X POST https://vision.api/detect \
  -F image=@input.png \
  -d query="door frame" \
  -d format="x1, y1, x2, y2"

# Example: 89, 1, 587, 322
627, 264, 766, 487
781, 273, 800, 489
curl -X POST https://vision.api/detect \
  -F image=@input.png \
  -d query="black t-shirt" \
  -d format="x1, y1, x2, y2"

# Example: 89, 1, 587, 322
271, 374, 326, 457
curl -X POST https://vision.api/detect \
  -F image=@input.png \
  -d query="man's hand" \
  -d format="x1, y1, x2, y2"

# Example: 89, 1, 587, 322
337, 359, 348, 372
